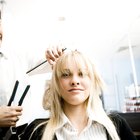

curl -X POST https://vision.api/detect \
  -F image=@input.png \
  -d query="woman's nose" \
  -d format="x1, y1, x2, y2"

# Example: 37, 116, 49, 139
71, 82, 80, 86
71, 76, 80, 86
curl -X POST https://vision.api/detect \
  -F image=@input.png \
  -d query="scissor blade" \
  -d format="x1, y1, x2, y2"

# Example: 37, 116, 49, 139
18, 85, 30, 106
8, 80, 19, 106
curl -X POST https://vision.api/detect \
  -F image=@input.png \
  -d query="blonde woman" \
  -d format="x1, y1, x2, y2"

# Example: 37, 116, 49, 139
22, 50, 136, 140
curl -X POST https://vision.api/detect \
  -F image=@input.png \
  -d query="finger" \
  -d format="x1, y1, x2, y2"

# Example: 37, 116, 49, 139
14, 106, 23, 112
14, 111, 22, 116
10, 120, 16, 126
46, 49, 56, 61
56, 45, 64, 56
7, 109, 22, 117
4, 118, 17, 126
47, 44, 64, 58
16, 117, 19, 122
52, 46, 61, 58
15, 116, 19, 122
47, 59, 56, 66
10, 116, 19, 122
0, 121, 15, 127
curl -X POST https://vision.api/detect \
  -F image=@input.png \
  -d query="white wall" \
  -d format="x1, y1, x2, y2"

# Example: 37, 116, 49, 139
3, 0, 140, 60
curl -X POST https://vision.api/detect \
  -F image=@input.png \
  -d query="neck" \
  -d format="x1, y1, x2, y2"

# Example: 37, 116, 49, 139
63, 103, 88, 134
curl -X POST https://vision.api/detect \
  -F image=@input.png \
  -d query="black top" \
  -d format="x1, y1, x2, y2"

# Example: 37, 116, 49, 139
21, 113, 137, 140
118, 112, 140, 132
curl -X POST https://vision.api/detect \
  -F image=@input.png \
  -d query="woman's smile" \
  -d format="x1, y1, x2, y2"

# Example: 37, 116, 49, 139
68, 88, 84, 94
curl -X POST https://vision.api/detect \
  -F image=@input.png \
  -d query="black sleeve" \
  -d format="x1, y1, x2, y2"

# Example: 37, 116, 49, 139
109, 113, 137, 140
21, 119, 48, 140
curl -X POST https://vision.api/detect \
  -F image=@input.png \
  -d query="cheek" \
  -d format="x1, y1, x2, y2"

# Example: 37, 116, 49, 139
59, 79, 69, 91
59, 79, 68, 89
83, 78, 91, 89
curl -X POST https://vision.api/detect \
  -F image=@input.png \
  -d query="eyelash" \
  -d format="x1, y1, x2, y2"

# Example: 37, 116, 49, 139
61, 73, 71, 77
61, 72, 87, 78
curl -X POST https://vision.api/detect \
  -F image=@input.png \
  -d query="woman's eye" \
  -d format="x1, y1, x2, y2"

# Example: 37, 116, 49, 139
61, 73, 70, 77
79, 72, 83, 77
79, 71, 88, 77
0, 33, 2, 40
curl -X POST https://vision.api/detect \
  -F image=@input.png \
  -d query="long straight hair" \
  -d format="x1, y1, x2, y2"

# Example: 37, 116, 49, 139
42, 50, 120, 140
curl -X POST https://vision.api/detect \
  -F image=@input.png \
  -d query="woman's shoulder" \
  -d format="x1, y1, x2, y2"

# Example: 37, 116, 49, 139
30, 118, 49, 126
21, 118, 49, 140
108, 112, 137, 140
108, 112, 123, 121
26, 118, 49, 130
108, 112, 130, 130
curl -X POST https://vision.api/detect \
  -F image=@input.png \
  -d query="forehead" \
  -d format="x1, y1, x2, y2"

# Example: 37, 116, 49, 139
61, 54, 87, 70
66, 62, 87, 72
55, 51, 92, 77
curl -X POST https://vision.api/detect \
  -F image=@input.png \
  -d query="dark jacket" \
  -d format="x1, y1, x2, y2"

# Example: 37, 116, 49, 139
21, 113, 137, 140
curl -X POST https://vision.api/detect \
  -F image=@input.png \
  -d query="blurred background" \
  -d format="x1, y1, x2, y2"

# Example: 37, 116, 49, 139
1, 0, 140, 113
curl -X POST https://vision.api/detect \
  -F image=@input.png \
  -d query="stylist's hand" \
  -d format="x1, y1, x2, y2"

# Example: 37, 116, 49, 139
45, 45, 65, 66
0, 105, 22, 127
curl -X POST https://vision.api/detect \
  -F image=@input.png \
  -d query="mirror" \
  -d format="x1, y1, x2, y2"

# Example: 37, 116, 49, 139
103, 16, 140, 113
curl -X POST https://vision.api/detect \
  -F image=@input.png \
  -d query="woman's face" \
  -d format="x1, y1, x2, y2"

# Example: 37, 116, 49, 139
59, 61, 91, 106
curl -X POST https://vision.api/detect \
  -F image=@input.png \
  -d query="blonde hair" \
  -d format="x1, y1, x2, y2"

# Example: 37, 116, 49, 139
42, 50, 120, 140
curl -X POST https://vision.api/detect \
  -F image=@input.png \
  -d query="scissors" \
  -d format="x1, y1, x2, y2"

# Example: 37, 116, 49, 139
3, 80, 30, 140
1, 80, 30, 139
8, 80, 30, 106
